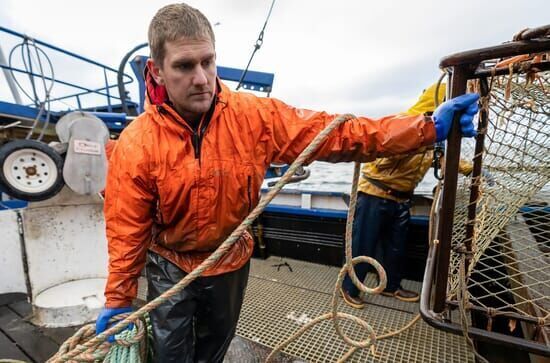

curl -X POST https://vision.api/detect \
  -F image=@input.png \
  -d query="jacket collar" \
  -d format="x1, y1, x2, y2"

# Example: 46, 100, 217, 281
144, 66, 168, 106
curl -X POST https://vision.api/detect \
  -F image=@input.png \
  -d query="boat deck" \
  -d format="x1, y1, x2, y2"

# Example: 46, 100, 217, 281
240, 257, 474, 362
0, 292, 296, 363
0, 257, 474, 362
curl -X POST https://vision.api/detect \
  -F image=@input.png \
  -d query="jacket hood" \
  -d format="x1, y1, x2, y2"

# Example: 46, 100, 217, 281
145, 65, 168, 106
405, 82, 447, 116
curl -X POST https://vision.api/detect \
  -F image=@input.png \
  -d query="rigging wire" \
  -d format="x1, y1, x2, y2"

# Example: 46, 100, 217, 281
235, 0, 276, 91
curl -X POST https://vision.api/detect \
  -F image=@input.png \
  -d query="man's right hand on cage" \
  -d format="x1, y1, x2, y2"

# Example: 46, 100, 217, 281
433, 93, 480, 142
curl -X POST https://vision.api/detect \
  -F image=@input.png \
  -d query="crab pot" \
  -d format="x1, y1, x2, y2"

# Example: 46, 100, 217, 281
22, 187, 108, 327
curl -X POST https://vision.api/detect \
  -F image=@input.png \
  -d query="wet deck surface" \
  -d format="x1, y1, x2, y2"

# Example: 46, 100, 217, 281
0, 292, 300, 362
0, 293, 77, 362
239, 257, 474, 362
0, 257, 474, 362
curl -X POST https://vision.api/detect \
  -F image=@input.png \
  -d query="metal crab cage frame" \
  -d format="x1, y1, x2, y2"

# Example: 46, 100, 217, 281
420, 25, 550, 357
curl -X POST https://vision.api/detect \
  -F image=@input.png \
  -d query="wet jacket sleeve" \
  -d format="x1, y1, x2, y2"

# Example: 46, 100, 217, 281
256, 97, 436, 164
103, 135, 156, 308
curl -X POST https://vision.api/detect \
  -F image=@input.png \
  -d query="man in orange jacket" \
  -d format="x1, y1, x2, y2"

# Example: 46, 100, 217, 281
96, 3, 479, 362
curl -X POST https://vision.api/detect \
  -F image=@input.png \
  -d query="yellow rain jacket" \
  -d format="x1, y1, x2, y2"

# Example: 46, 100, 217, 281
358, 83, 473, 202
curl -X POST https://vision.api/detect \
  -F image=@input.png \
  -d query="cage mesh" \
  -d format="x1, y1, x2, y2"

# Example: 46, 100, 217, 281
446, 61, 549, 336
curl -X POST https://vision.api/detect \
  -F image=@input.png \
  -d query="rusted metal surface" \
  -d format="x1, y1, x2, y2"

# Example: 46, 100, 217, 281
432, 64, 472, 313
514, 24, 550, 41
474, 60, 550, 78
463, 77, 490, 273
440, 37, 550, 68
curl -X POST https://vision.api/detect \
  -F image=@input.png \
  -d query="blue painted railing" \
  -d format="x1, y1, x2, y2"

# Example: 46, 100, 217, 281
0, 26, 136, 113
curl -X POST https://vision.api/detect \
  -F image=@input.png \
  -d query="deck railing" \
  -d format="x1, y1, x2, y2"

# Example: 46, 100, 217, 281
0, 26, 136, 113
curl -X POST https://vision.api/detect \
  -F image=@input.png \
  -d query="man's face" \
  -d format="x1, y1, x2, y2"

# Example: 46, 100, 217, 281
149, 37, 217, 122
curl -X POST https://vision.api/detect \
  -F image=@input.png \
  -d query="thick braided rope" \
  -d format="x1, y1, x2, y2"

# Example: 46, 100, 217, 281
48, 114, 355, 362
50, 314, 148, 362
266, 161, 421, 362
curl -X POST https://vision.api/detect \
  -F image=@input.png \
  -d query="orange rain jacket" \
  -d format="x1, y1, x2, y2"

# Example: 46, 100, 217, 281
103, 73, 436, 307
358, 83, 472, 202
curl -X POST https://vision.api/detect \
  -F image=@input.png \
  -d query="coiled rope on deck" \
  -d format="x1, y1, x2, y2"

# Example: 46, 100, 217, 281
49, 113, 422, 363
265, 160, 421, 363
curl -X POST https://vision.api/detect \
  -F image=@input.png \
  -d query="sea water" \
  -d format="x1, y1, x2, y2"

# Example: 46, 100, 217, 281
264, 161, 439, 196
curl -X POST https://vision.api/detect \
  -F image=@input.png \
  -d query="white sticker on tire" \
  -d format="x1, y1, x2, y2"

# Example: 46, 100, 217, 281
73, 139, 101, 155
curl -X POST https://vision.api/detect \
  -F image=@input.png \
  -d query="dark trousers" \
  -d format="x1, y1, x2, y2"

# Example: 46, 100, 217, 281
342, 192, 410, 297
146, 251, 250, 363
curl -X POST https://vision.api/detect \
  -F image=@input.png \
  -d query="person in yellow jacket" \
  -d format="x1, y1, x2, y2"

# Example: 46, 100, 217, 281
341, 83, 474, 306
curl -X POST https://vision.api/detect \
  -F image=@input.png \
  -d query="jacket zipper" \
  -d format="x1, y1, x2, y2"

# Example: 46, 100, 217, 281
155, 199, 164, 225
193, 119, 211, 162
192, 98, 218, 162
157, 100, 217, 243
158, 105, 212, 163
192, 132, 200, 160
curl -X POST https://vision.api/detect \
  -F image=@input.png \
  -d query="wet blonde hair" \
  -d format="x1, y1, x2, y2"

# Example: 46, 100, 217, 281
148, 3, 215, 66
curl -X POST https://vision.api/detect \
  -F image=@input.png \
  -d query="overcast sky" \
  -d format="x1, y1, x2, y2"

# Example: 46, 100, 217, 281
1, 0, 548, 117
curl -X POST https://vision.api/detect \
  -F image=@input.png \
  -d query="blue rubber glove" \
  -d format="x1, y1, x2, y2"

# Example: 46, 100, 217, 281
95, 306, 133, 343
433, 93, 479, 142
